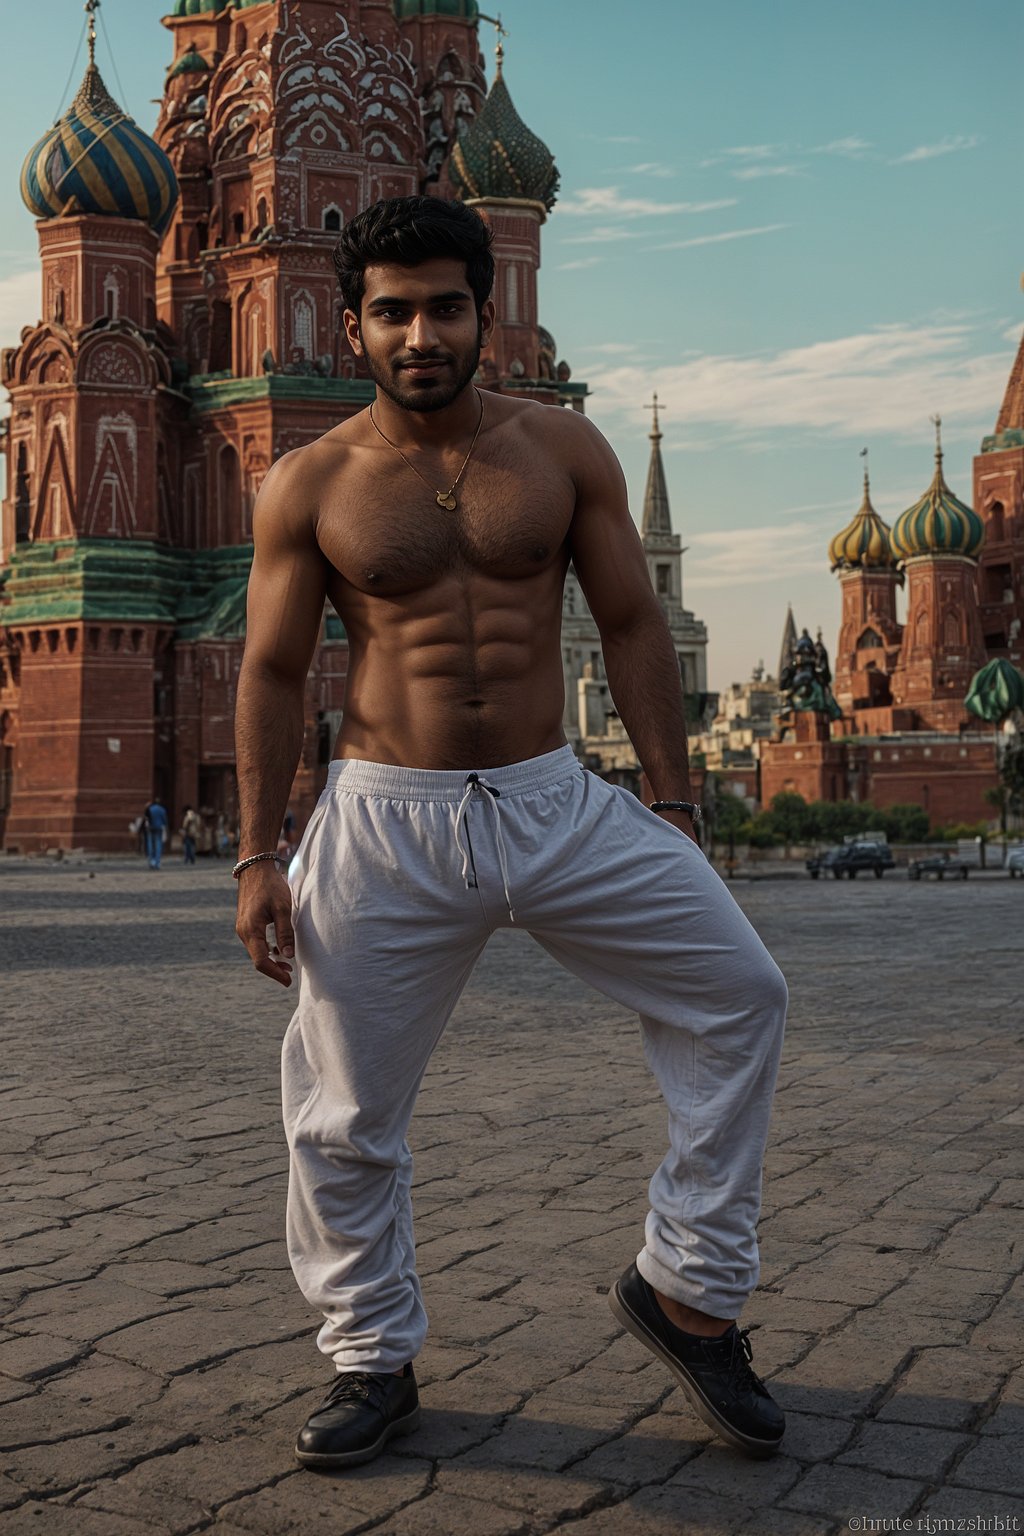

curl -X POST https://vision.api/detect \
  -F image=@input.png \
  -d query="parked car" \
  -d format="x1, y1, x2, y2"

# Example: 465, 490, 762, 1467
1006, 847, 1024, 878
807, 842, 896, 879
907, 852, 970, 881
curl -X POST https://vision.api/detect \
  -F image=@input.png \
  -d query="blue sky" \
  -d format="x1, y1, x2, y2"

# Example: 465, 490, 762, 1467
2, 0, 1022, 688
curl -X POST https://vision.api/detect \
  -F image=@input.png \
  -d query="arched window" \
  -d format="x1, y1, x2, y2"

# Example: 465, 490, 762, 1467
293, 292, 315, 360
943, 610, 961, 648
103, 275, 120, 319
323, 205, 342, 232
988, 501, 1005, 542
857, 627, 882, 649
505, 264, 519, 324
216, 444, 241, 544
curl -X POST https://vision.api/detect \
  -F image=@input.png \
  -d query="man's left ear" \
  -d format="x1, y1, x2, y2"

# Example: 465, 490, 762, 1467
479, 299, 496, 348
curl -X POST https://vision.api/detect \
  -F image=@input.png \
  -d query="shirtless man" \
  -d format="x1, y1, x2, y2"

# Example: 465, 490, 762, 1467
234, 196, 788, 1470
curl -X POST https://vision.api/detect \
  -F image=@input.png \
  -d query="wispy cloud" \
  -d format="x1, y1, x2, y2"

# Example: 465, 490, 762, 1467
557, 187, 737, 218
812, 136, 872, 158
626, 161, 676, 179
686, 521, 835, 588
556, 257, 603, 271
731, 164, 803, 181
561, 226, 639, 246
701, 143, 787, 169
1002, 322, 1024, 344
584, 320, 1013, 443
652, 224, 790, 252
581, 133, 643, 145
893, 134, 982, 164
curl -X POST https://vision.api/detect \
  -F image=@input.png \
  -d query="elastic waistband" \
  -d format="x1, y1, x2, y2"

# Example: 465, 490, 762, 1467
324, 744, 581, 802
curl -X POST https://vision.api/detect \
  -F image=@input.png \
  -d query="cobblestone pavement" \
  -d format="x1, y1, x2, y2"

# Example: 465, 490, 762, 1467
1, 860, 1022, 1536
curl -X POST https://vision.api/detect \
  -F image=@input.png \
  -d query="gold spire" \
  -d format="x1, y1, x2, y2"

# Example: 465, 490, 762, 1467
85, 0, 99, 69
931, 413, 943, 468
479, 11, 509, 76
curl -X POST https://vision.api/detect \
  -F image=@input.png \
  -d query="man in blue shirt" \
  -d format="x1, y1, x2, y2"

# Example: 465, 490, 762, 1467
143, 797, 168, 869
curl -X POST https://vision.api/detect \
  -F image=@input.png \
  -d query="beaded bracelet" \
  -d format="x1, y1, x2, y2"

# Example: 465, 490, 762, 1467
231, 851, 285, 880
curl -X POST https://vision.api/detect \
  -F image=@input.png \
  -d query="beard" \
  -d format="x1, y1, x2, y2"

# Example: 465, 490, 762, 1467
360, 327, 482, 414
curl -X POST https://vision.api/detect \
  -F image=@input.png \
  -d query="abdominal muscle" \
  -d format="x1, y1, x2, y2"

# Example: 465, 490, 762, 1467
331, 569, 569, 769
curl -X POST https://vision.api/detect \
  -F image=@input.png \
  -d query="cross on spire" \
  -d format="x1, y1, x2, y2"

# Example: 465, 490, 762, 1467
931, 413, 943, 462
646, 391, 663, 441
479, 11, 509, 75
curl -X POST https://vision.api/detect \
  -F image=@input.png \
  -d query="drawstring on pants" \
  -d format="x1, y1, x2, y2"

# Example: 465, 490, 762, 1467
454, 772, 516, 923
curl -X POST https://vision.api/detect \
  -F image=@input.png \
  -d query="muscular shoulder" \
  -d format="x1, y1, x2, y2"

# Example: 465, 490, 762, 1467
253, 424, 362, 548
495, 396, 615, 478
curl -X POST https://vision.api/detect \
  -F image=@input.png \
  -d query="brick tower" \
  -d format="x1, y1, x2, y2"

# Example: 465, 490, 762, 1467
889, 422, 987, 731
1, 14, 182, 849
828, 463, 903, 724
974, 324, 1024, 667
0, 0, 583, 851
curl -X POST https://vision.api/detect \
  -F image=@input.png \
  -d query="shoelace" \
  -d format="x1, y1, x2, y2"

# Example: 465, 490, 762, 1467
703, 1327, 768, 1396
321, 1371, 393, 1414
454, 773, 516, 922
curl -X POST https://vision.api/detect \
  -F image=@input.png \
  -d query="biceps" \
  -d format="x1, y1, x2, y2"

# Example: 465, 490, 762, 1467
572, 511, 659, 636
243, 545, 327, 680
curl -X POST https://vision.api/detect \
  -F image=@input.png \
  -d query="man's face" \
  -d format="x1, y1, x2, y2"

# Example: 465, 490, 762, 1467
344, 258, 495, 414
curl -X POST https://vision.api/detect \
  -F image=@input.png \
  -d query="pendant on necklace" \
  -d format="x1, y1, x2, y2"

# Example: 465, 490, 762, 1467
437, 492, 458, 511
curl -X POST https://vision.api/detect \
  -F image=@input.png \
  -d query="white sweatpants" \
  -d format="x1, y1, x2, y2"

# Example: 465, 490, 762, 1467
283, 746, 787, 1373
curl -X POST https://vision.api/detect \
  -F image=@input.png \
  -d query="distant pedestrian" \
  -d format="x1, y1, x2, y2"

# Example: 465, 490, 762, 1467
142, 797, 168, 869
181, 805, 201, 866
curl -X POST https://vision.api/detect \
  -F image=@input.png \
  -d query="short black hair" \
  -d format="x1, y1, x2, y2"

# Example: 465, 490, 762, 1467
333, 196, 494, 319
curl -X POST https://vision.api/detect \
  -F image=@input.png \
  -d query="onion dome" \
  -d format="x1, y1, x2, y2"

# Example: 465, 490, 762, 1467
829, 466, 895, 571
891, 420, 984, 561
168, 45, 212, 80
171, 0, 228, 16
21, 37, 178, 238
965, 657, 1024, 724
450, 42, 559, 213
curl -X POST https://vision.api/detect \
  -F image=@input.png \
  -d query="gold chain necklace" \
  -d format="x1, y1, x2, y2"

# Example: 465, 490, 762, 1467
368, 390, 485, 511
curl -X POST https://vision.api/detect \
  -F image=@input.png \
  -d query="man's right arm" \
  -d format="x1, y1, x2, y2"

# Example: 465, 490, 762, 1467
234, 449, 328, 986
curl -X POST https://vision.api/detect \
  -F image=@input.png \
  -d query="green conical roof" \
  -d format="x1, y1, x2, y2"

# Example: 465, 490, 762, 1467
450, 56, 558, 212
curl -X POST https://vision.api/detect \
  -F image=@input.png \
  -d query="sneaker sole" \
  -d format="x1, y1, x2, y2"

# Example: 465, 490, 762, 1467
609, 1283, 782, 1460
294, 1404, 422, 1469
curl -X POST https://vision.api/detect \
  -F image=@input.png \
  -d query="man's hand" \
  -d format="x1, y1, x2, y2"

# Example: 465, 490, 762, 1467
235, 865, 296, 987
655, 808, 700, 846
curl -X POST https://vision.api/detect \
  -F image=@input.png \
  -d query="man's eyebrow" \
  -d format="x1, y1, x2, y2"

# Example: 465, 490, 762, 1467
366, 290, 471, 308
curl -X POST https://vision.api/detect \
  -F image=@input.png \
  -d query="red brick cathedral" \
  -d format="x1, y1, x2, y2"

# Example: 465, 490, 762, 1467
0, 0, 580, 851
761, 396, 1024, 822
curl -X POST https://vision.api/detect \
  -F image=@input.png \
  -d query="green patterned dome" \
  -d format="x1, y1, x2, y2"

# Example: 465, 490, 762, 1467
829, 470, 896, 571
450, 53, 558, 212
891, 434, 984, 561
171, 0, 227, 16
395, 0, 479, 16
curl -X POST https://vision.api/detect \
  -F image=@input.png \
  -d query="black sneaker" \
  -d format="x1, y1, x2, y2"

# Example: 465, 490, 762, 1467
609, 1263, 784, 1458
295, 1365, 421, 1469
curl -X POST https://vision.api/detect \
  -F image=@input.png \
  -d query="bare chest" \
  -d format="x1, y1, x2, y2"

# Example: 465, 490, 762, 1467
317, 455, 575, 597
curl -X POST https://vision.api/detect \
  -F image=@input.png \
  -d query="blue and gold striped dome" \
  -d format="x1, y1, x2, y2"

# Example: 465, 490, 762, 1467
891, 434, 984, 561
20, 59, 178, 237
829, 470, 896, 571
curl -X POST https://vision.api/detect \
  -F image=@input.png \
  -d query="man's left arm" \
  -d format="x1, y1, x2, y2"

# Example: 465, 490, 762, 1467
565, 416, 699, 843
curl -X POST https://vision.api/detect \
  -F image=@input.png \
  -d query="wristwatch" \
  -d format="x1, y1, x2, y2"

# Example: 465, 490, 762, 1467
651, 800, 703, 823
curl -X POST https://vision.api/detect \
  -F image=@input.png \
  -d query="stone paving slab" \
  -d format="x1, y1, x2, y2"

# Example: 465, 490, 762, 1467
1, 861, 1022, 1535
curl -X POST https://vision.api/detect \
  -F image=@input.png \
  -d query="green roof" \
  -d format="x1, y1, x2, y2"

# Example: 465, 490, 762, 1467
171, 0, 227, 16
